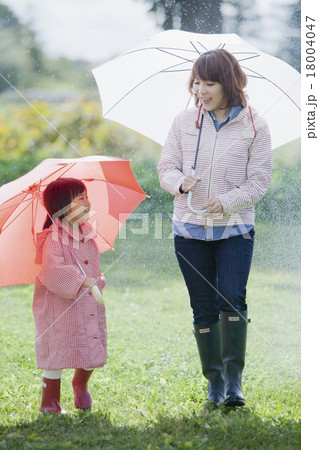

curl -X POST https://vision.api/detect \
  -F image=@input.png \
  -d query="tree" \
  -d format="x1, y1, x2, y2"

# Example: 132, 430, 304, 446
0, 3, 44, 92
140, 0, 300, 71
223, 0, 260, 39
143, 0, 223, 33
277, 1, 300, 72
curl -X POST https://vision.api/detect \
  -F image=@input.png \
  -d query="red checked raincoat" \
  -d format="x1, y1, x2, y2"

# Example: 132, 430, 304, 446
32, 220, 107, 370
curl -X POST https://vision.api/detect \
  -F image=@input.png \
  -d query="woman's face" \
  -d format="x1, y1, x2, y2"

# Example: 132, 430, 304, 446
192, 78, 226, 112
64, 190, 91, 225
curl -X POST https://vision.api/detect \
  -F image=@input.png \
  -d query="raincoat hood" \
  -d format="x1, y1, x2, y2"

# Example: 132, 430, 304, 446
35, 220, 97, 265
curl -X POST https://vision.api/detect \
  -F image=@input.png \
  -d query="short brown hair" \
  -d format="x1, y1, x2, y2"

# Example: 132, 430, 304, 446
43, 178, 86, 229
188, 49, 247, 108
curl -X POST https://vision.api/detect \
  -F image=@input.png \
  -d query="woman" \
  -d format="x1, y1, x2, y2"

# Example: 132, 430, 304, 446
157, 49, 272, 407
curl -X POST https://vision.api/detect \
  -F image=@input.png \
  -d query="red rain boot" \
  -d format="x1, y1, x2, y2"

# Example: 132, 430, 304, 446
40, 377, 64, 413
72, 369, 94, 409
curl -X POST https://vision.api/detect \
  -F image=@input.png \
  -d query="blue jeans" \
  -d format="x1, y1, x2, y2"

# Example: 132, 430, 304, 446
174, 229, 255, 325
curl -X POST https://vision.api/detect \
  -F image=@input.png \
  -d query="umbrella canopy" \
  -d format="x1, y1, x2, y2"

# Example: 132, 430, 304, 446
93, 30, 300, 150
0, 156, 147, 287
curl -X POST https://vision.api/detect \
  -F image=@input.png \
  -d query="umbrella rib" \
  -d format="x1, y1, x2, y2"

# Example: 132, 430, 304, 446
189, 41, 202, 55
42, 162, 127, 201
0, 199, 32, 234
234, 53, 261, 63
162, 68, 191, 73
103, 60, 194, 116
91, 226, 113, 249
31, 180, 42, 242
241, 65, 301, 111
196, 41, 209, 52
157, 47, 196, 63
247, 74, 265, 80
82, 178, 145, 196
185, 94, 193, 110
0, 165, 72, 215
0, 197, 29, 213
49, 162, 125, 200
104, 46, 200, 64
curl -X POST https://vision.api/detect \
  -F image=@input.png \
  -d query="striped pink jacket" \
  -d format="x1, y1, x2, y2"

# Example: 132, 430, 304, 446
157, 105, 272, 227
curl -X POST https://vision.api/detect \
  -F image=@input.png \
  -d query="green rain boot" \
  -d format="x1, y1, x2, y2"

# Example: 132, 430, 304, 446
194, 322, 224, 406
220, 310, 249, 407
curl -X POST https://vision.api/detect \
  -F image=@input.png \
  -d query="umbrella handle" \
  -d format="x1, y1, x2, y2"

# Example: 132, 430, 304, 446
65, 240, 104, 305
186, 169, 208, 215
90, 284, 104, 305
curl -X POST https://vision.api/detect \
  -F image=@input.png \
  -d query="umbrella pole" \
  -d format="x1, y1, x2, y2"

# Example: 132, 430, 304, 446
67, 243, 104, 305
52, 219, 104, 306
187, 114, 208, 215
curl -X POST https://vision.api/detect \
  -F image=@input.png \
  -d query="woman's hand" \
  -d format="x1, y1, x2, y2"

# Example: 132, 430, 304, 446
202, 196, 223, 217
82, 277, 97, 289
180, 175, 202, 193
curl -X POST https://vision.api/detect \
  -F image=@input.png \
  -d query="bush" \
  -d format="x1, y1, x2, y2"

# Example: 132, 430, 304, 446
0, 99, 160, 182
256, 160, 301, 225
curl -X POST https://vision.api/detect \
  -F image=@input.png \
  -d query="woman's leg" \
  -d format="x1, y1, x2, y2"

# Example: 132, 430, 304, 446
174, 235, 224, 404
174, 235, 219, 325
215, 229, 255, 406
215, 228, 254, 313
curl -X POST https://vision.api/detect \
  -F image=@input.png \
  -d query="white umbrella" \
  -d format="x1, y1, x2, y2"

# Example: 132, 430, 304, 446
92, 30, 300, 150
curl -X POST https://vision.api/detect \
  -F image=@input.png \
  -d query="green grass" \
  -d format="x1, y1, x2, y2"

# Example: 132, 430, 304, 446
0, 218, 300, 449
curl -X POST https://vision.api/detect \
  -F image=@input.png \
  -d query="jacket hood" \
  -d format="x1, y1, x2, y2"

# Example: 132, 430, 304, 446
35, 220, 97, 264
35, 228, 53, 265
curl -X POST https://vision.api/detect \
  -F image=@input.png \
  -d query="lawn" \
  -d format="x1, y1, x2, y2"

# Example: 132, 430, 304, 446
0, 217, 300, 449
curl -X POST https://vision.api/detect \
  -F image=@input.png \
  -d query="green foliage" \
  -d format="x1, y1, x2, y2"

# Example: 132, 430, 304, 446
256, 140, 301, 225
0, 100, 160, 180
256, 161, 301, 225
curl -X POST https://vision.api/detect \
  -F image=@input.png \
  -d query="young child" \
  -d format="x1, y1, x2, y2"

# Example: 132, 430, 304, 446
33, 178, 107, 413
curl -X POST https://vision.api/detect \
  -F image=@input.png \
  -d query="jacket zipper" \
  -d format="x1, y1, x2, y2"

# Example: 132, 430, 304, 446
204, 130, 219, 229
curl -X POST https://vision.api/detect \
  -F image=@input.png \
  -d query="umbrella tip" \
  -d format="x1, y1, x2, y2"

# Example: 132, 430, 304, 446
146, 195, 151, 199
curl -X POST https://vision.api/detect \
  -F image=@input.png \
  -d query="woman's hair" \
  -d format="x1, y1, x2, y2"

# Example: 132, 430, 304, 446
42, 178, 86, 229
188, 49, 247, 108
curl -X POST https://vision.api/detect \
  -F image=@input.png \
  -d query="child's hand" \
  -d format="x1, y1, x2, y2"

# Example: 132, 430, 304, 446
82, 277, 97, 289
100, 274, 106, 289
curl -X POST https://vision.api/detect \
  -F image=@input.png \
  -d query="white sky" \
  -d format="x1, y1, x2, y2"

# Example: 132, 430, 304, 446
3, 0, 161, 62
3, 0, 299, 62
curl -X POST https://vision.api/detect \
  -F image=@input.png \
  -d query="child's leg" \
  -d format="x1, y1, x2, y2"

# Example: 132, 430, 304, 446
43, 370, 63, 379
72, 368, 94, 409
40, 369, 64, 413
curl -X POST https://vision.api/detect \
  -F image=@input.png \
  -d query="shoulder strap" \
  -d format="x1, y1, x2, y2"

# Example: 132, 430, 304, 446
248, 105, 257, 138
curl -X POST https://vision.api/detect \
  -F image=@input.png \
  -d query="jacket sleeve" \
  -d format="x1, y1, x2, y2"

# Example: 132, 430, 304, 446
157, 116, 186, 196
39, 235, 86, 300
217, 121, 272, 215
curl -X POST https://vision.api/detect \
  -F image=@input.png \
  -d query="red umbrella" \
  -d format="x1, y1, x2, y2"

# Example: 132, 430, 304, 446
0, 156, 147, 287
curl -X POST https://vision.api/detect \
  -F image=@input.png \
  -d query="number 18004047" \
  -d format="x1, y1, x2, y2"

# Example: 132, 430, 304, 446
306, 16, 316, 78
